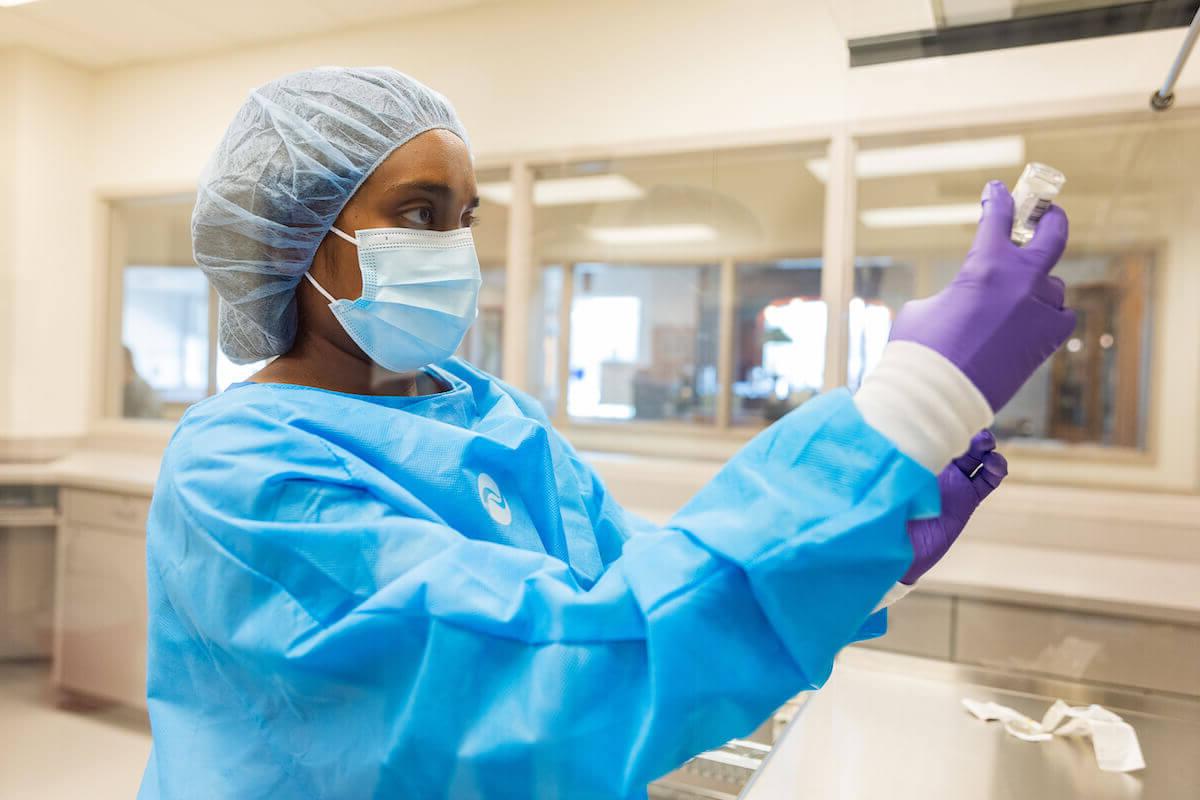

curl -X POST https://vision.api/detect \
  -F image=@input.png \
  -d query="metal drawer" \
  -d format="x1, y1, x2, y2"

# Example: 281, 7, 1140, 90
955, 598, 1200, 696
856, 591, 954, 660
62, 489, 149, 535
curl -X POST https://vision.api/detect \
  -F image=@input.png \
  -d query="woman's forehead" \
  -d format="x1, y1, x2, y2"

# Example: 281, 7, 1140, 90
368, 130, 475, 192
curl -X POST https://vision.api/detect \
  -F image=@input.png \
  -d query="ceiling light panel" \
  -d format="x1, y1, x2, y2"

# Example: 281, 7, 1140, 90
587, 224, 718, 244
860, 203, 982, 228
477, 175, 643, 207
807, 136, 1025, 182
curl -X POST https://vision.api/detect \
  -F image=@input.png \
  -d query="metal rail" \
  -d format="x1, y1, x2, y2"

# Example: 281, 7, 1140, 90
1152, 6, 1200, 110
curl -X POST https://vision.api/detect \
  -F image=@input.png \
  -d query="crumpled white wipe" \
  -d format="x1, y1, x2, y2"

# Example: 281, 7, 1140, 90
962, 698, 1145, 773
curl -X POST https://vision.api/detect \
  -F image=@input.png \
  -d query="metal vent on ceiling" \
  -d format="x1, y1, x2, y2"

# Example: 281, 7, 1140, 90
848, 0, 1200, 67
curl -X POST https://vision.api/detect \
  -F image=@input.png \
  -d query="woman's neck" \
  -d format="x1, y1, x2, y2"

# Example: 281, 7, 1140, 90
249, 330, 443, 397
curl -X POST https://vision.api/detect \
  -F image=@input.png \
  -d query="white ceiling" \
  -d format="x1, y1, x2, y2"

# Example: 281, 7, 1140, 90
826, 0, 936, 41
0, 0, 498, 69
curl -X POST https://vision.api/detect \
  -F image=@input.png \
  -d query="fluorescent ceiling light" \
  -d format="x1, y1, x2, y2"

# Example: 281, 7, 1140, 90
860, 203, 981, 228
0, 0, 41, 6
807, 136, 1024, 182
587, 224, 718, 244
478, 175, 643, 207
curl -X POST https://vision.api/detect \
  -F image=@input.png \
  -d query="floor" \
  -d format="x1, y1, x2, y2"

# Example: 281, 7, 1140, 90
0, 661, 151, 799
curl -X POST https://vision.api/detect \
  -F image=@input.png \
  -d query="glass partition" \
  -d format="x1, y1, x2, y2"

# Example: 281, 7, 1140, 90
568, 263, 719, 423
111, 196, 273, 420
458, 167, 510, 376
732, 261, 825, 426
527, 141, 827, 426
111, 197, 207, 421
851, 115, 1172, 449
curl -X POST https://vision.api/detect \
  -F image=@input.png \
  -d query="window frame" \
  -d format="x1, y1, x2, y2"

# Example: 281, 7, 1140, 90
839, 110, 1190, 491
502, 115, 1188, 488
528, 133, 848, 454
553, 259, 723, 427
101, 195, 226, 424
93, 104, 1197, 490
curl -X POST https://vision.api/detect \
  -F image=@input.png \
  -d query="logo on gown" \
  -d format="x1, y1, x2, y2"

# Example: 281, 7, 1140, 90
477, 473, 512, 525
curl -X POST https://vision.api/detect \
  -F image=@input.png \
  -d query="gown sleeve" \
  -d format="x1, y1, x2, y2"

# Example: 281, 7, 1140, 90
143, 389, 937, 800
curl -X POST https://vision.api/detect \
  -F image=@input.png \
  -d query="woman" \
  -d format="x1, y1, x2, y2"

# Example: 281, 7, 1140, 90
140, 67, 1073, 799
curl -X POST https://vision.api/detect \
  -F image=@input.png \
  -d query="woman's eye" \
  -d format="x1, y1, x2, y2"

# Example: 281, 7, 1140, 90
401, 207, 434, 226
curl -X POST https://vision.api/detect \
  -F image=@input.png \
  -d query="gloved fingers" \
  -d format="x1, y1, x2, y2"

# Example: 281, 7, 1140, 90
1023, 205, 1069, 269
953, 429, 997, 477
1048, 306, 1079, 353
1033, 276, 1067, 310
971, 181, 1016, 253
968, 428, 997, 457
978, 451, 1008, 492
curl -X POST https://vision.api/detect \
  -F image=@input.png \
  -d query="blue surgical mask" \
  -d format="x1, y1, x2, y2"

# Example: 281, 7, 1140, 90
305, 226, 482, 373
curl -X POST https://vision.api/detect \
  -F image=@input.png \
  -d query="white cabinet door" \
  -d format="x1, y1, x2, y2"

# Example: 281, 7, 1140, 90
62, 490, 150, 532
56, 524, 148, 708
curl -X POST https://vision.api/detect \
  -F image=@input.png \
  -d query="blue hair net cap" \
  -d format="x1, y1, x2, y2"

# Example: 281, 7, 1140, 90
192, 66, 470, 363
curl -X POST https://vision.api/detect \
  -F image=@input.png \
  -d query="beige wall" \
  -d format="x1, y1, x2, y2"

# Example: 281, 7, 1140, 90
88, 0, 1200, 189
0, 49, 93, 441
0, 50, 15, 437
90, 0, 846, 188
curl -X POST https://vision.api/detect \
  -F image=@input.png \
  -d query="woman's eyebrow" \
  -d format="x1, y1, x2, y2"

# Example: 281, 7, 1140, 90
385, 180, 453, 196
384, 181, 479, 209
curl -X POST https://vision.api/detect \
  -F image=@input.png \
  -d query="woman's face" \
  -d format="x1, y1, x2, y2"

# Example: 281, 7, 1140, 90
300, 129, 478, 354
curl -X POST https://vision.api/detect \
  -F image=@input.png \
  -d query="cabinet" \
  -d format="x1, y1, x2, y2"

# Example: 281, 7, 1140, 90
856, 592, 1200, 698
856, 592, 954, 660
53, 489, 150, 708
955, 598, 1200, 696
0, 492, 57, 659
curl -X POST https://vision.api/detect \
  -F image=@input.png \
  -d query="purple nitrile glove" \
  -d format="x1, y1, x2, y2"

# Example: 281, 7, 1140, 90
889, 181, 1077, 412
902, 430, 1007, 585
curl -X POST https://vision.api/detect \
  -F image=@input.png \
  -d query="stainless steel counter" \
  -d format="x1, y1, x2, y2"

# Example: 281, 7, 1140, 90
742, 650, 1200, 800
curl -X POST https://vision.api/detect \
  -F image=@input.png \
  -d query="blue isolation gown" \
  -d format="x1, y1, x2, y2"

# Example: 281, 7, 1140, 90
139, 358, 938, 800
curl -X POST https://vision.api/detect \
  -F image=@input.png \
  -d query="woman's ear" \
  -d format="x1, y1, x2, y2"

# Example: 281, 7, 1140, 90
309, 226, 364, 301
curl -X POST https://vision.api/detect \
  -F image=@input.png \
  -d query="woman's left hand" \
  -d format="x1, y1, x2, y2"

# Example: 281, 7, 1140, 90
902, 430, 1007, 585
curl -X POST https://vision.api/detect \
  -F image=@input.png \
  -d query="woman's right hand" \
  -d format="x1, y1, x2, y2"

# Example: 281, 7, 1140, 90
889, 180, 1077, 413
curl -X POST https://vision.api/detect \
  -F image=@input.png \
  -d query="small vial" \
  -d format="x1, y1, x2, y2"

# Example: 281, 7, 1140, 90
1010, 162, 1066, 245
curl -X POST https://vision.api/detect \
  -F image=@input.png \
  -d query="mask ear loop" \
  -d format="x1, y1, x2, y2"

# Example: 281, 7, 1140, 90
303, 226, 359, 303
303, 272, 337, 303
330, 226, 359, 246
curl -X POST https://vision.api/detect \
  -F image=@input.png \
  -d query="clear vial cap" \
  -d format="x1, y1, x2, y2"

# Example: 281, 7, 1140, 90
1011, 162, 1066, 246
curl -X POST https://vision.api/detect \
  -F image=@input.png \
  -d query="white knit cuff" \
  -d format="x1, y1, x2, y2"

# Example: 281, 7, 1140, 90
853, 341, 994, 474
875, 582, 915, 612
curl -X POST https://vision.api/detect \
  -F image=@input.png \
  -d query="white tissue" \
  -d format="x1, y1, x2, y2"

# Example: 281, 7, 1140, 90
962, 698, 1145, 772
